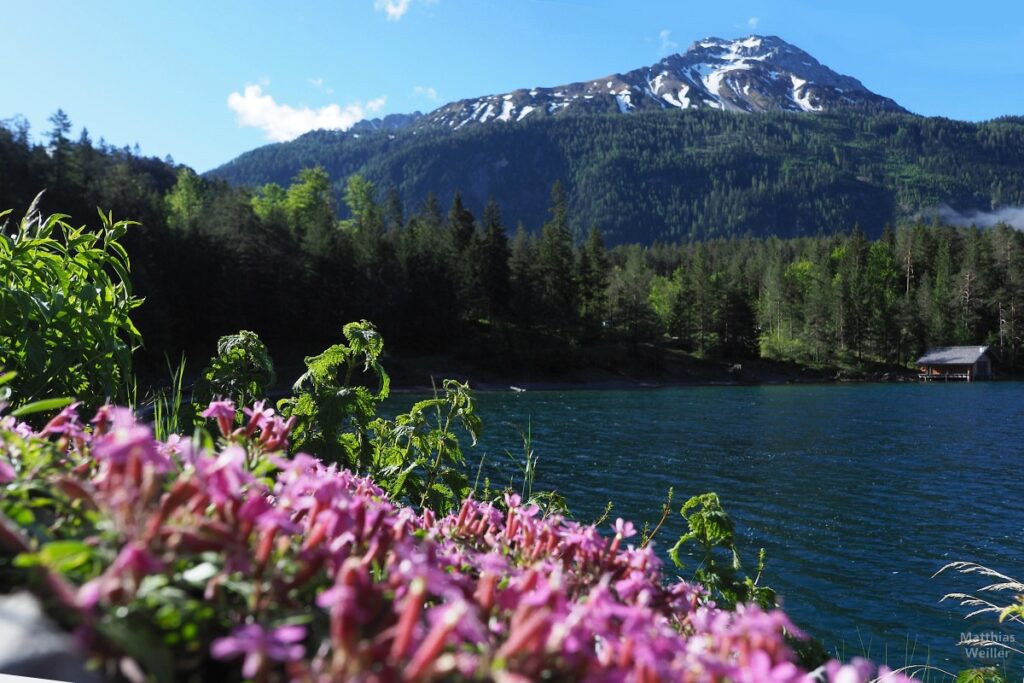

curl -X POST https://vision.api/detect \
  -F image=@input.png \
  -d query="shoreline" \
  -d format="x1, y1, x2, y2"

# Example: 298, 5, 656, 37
388, 375, 920, 393
382, 348, 922, 393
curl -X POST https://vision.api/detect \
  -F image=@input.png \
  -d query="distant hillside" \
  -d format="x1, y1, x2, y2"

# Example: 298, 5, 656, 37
208, 110, 1024, 243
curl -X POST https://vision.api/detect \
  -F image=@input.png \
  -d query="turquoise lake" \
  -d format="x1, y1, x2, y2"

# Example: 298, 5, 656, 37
401, 382, 1024, 672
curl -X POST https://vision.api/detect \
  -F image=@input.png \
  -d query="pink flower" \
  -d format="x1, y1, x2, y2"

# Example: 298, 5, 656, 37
242, 400, 275, 437
159, 433, 197, 465
211, 624, 306, 678
734, 651, 802, 683
258, 415, 297, 452
40, 402, 85, 440
0, 401, 926, 682
0, 457, 14, 483
194, 446, 251, 505
111, 542, 164, 581
613, 518, 637, 539
201, 400, 237, 420
201, 400, 237, 436
0, 416, 33, 439
91, 409, 171, 474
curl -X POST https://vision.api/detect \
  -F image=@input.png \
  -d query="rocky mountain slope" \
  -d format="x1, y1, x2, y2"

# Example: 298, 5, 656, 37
422, 35, 906, 129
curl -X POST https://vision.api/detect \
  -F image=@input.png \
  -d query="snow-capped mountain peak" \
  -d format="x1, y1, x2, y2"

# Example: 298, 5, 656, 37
422, 35, 906, 130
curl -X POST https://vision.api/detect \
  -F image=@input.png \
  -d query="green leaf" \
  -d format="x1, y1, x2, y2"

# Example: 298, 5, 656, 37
11, 397, 74, 417
181, 562, 219, 586
34, 540, 93, 573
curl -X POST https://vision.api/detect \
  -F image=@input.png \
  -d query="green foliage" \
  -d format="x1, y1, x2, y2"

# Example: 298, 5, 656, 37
669, 492, 776, 610
607, 246, 659, 345
0, 198, 142, 408
8, 111, 1024, 382
278, 321, 484, 513
956, 669, 1007, 683
369, 379, 482, 512
535, 181, 579, 338
209, 111, 1024, 245
194, 330, 275, 409
280, 321, 391, 470
165, 167, 204, 233
151, 354, 187, 441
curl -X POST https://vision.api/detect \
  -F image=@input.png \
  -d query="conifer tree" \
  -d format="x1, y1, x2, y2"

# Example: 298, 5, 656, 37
384, 187, 404, 234
47, 109, 73, 198
509, 223, 537, 326
480, 198, 511, 320
578, 226, 611, 336
447, 192, 475, 253
536, 181, 579, 337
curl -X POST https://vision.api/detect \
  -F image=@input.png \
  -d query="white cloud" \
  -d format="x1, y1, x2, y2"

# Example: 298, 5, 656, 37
659, 29, 678, 54
374, 0, 412, 20
227, 84, 387, 142
308, 77, 335, 95
373, 0, 437, 21
747, 16, 760, 29
413, 85, 439, 101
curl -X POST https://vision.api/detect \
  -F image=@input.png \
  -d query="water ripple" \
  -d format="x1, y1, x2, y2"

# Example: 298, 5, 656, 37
393, 382, 1024, 668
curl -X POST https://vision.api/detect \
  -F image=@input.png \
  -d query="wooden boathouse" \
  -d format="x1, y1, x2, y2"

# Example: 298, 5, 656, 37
916, 346, 993, 381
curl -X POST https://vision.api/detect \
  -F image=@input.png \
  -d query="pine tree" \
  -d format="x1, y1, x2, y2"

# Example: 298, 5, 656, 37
419, 192, 443, 232
607, 247, 658, 347
480, 198, 510, 320
929, 235, 954, 344
535, 181, 579, 338
866, 239, 900, 361
384, 187, 405, 234
954, 228, 992, 344
509, 223, 537, 326
837, 226, 870, 358
578, 226, 610, 336
447, 192, 475, 254
688, 244, 717, 355
47, 109, 73, 198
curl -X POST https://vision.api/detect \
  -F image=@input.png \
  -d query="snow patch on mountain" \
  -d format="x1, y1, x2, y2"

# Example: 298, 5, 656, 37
420, 34, 906, 130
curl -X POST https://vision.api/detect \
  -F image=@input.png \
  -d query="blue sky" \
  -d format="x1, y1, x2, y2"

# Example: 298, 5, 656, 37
2, 0, 1022, 171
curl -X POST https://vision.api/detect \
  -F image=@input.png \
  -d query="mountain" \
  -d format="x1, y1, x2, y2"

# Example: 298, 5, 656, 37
424, 35, 907, 130
208, 36, 1024, 245
350, 112, 424, 133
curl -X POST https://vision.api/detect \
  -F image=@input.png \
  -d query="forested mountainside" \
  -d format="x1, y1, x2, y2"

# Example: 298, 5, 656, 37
208, 110, 1024, 244
6, 112, 1024, 381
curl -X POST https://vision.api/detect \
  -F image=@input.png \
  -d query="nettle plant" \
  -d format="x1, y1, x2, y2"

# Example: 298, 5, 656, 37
668, 492, 776, 611
0, 395, 911, 683
279, 321, 480, 514
0, 198, 142, 408
194, 331, 276, 411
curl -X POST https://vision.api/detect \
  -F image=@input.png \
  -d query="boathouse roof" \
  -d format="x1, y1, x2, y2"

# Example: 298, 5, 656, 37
915, 346, 991, 366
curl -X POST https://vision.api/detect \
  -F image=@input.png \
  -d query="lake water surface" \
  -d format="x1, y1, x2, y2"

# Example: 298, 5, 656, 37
430, 383, 1024, 671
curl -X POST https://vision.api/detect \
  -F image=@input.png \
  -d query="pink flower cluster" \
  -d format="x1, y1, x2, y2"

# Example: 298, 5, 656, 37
0, 402, 913, 683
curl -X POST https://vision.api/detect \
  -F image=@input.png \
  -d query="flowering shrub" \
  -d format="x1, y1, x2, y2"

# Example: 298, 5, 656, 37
0, 400, 913, 682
